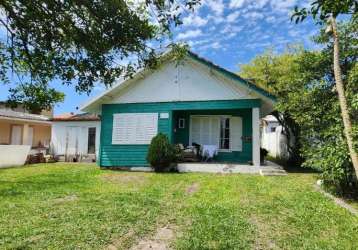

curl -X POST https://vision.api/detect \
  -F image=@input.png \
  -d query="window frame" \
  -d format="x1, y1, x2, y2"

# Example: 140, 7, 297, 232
178, 118, 185, 129
87, 127, 96, 154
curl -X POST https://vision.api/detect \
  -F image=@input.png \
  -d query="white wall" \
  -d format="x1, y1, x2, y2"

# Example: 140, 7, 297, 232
261, 122, 289, 159
0, 145, 31, 168
51, 121, 100, 157
109, 60, 256, 104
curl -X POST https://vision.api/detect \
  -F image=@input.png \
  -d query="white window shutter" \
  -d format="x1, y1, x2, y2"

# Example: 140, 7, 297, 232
230, 116, 243, 151
112, 113, 158, 144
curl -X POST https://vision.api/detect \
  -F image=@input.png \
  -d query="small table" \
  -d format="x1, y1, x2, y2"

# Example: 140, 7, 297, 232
201, 145, 218, 161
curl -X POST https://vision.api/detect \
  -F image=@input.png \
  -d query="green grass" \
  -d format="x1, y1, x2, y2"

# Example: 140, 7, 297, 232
0, 163, 357, 249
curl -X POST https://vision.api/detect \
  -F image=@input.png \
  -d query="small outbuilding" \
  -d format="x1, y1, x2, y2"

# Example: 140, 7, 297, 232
51, 113, 101, 162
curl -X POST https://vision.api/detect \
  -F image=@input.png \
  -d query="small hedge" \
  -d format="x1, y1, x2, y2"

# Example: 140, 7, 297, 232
146, 133, 175, 172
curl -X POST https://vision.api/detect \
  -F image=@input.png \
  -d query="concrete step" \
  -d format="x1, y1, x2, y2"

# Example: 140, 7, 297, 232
260, 169, 287, 176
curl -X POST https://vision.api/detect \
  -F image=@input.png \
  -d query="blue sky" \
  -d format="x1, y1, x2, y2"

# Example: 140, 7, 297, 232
0, 0, 318, 115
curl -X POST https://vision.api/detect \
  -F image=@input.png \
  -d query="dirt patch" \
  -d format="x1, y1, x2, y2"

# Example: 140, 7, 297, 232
130, 225, 175, 250
101, 174, 147, 186
249, 216, 277, 250
53, 194, 78, 204
106, 230, 136, 250
185, 183, 200, 195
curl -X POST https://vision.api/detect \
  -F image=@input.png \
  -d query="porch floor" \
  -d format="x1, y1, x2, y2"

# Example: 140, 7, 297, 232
177, 161, 287, 175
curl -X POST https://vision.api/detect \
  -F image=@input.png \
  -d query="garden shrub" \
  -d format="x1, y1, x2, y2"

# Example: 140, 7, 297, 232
146, 133, 175, 172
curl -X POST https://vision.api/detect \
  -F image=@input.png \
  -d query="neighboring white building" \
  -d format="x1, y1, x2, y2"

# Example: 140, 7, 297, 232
51, 113, 101, 162
261, 115, 288, 159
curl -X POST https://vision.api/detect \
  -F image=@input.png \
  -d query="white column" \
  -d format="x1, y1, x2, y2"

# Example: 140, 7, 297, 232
252, 107, 260, 166
22, 124, 29, 145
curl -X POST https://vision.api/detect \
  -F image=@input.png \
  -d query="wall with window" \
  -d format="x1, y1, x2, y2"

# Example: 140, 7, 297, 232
100, 100, 259, 167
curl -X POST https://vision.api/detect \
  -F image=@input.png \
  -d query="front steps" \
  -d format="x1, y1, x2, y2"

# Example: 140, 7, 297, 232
259, 161, 287, 176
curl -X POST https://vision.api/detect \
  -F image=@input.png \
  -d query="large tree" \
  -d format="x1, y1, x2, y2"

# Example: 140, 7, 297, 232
292, 0, 358, 184
0, 0, 200, 112
239, 47, 304, 166
240, 19, 357, 195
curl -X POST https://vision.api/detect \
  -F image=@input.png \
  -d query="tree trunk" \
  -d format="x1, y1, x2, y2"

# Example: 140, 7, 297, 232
330, 17, 358, 179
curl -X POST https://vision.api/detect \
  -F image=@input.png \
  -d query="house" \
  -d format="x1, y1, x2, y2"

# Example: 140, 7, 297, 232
0, 103, 52, 167
0, 103, 52, 151
261, 115, 288, 159
51, 113, 101, 162
81, 51, 276, 168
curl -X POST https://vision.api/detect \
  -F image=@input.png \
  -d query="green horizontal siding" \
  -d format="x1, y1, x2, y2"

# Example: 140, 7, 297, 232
100, 100, 260, 167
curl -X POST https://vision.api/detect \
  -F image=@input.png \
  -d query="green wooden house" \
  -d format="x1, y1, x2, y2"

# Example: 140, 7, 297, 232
81, 51, 275, 168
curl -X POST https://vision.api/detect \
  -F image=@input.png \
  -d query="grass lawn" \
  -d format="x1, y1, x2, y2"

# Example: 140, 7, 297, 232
0, 163, 357, 250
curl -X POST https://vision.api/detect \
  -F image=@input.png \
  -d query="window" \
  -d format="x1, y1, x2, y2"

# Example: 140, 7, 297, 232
178, 118, 185, 129
270, 127, 276, 133
88, 127, 96, 154
220, 117, 230, 150
190, 115, 243, 152
112, 113, 158, 144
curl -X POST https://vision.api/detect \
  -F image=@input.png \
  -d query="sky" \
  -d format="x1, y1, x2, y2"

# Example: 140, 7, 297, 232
0, 0, 319, 115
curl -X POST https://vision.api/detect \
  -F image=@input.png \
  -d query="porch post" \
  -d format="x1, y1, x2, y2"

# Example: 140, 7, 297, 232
252, 107, 260, 166
22, 123, 30, 145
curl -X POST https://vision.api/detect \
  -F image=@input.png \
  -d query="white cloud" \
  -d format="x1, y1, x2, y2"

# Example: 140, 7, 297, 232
270, 0, 298, 13
205, 0, 225, 16
229, 0, 245, 8
252, 0, 270, 8
227, 11, 240, 22
183, 15, 208, 27
211, 42, 221, 49
177, 29, 203, 40
243, 11, 264, 20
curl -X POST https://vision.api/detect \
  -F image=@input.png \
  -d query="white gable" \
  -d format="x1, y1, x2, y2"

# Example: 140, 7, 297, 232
108, 59, 255, 104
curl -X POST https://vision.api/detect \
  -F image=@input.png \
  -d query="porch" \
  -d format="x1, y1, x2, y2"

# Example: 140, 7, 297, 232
0, 117, 51, 152
171, 106, 261, 166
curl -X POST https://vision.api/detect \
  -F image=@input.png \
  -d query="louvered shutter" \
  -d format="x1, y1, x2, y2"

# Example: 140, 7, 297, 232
112, 113, 158, 144
230, 116, 243, 151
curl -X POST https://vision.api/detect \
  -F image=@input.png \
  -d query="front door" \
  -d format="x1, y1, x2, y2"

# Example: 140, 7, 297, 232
10, 125, 22, 145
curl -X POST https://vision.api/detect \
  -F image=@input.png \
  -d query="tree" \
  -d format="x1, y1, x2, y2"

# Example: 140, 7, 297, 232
239, 48, 303, 166
292, 0, 358, 182
0, 0, 200, 109
240, 19, 357, 195
7, 82, 65, 114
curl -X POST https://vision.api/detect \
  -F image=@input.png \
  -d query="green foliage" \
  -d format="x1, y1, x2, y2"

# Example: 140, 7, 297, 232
292, 0, 358, 23
0, 0, 199, 110
240, 19, 358, 195
240, 47, 304, 166
7, 82, 64, 114
146, 133, 175, 172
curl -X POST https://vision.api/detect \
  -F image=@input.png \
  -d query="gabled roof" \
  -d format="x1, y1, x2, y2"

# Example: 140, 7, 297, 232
81, 50, 276, 113
52, 112, 100, 121
187, 51, 276, 101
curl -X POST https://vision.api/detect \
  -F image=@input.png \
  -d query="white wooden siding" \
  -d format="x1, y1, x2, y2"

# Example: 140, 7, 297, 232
109, 60, 255, 104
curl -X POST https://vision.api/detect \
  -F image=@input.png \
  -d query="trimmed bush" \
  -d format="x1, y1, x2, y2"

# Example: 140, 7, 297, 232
146, 133, 175, 172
